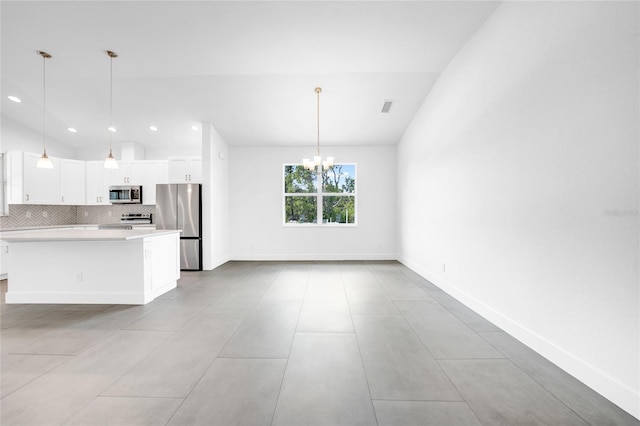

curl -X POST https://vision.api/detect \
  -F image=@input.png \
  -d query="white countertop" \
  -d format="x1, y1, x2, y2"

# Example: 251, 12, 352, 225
1, 224, 156, 233
1, 229, 180, 242
0, 224, 100, 232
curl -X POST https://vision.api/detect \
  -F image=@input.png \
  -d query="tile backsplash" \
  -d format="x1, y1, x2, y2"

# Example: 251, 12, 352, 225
0, 204, 77, 228
76, 204, 155, 224
1, 204, 156, 229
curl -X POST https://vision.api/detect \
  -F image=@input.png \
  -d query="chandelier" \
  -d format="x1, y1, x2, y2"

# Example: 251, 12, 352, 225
302, 87, 333, 171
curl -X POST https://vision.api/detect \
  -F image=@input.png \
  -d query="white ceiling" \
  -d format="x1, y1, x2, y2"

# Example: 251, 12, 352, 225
1, 1, 499, 153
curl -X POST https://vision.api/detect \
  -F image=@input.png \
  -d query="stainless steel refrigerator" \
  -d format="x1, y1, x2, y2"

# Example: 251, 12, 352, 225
155, 183, 202, 271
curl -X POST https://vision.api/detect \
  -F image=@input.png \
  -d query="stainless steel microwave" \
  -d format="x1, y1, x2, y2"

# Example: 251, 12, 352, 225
109, 185, 142, 204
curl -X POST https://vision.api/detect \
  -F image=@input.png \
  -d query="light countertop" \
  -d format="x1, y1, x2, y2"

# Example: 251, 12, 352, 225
1, 229, 180, 242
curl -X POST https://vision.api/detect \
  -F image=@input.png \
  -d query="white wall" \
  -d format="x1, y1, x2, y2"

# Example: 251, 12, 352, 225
398, 1, 639, 418
1, 116, 78, 158
230, 145, 396, 260
202, 122, 230, 270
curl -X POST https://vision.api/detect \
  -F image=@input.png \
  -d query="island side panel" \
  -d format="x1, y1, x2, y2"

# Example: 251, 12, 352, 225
6, 239, 147, 304
144, 233, 180, 301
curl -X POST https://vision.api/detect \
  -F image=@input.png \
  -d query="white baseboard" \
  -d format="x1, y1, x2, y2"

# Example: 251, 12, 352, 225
229, 253, 397, 261
397, 255, 640, 420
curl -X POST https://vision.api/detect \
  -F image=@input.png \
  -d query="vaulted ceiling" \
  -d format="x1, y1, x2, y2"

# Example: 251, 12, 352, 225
1, 1, 499, 153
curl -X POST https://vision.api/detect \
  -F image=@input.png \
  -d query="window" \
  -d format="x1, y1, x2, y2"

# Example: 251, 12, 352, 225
283, 164, 356, 225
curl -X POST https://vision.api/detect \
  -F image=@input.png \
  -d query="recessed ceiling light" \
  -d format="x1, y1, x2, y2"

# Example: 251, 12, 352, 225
8, 95, 21, 103
149, 125, 158, 132
67, 127, 78, 133
190, 125, 198, 131
381, 100, 394, 113
108, 126, 117, 132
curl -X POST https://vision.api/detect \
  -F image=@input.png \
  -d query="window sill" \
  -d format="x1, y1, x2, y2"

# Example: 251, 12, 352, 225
283, 223, 358, 228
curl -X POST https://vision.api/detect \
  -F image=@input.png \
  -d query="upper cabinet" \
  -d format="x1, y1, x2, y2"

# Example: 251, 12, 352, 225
142, 160, 168, 205
7, 151, 61, 204
6, 152, 190, 206
114, 160, 144, 185
86, 161, 116, 205
60, 159, 86, 205
168, 157, 202, 183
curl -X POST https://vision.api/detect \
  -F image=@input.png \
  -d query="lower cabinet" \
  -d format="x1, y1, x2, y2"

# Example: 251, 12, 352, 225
0, 240, 9, 279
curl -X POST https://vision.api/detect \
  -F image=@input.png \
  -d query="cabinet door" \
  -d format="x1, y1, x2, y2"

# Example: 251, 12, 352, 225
114, 162, 130, 185
168, 158, 188, 182
143, 160, 168, 205
86, 161, 115, 205
85, 161, 102, 205
60, 159, 86, 205
23, 152, 60, 204
168, 157, 202, 183
128, 161, 144, 185
188, 158, 202, 182
101, 168, 116, 204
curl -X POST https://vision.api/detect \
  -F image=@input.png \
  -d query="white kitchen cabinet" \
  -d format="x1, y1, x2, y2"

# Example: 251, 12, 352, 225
114, 161, 144, 185
0, 240, 9, 279
168, 157, 202, 183
86, 161, 116, 205
143, 160, 168, 205
60, 159, 86, 205
7, 151, 61, 205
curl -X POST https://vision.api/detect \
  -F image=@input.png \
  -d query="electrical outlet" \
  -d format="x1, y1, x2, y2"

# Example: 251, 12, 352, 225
26, 211, 32, 218
76, 272, 83, 282
84, 211, 89, 217
442, 263, 446, 273
42, 211, 48, 218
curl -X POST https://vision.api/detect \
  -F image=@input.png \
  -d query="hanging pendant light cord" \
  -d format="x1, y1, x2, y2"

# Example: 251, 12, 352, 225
39, 51, 50, 156
109, 52, 114, 153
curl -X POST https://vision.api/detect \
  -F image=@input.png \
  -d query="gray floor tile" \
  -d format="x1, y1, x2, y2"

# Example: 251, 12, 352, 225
168, 358, 286, 426
103, 312, 245, 397
439, 359, 589, 426
64, 396, 183, 426
0, 304, 59, 329
1, 353, 71, 398
376, 278, 433, 300
262, 276, 308, 302
399, 268, 441, 291
429, 289, 501, 332
1, 330, 172, 426
124, 301, 206, 331
1, 261, 635, 426
220, 300, 301, 358
353, 315, 462, 401
297, 280, 353, 333
203, 281, 271, 314
396, 300, 503, 359
481, 331, 640, 426
272, 332, 377, 426
297, 298, 354, 333
1, 309, 117, 355
373, 400, 482, 426
345, 282, 401, 316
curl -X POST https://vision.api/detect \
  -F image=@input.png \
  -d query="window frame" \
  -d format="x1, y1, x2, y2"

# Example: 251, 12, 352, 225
282, 163, 357, 227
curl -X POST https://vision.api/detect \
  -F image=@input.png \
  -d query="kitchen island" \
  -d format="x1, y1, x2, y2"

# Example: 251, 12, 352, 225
1, 229, 181, 305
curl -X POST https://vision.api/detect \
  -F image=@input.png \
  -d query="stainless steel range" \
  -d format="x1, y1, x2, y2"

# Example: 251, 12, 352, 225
98, 213, 153, 230
120, 213, 152, 224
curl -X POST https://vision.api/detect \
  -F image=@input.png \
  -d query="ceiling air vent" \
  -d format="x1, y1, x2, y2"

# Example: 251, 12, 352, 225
381, 100, 394, 113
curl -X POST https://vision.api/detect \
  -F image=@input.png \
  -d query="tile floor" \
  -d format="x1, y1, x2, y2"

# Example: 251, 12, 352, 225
1, 261, 638, 426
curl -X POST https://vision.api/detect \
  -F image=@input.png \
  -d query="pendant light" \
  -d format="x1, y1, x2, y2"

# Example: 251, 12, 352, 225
36, 51, 53, 169
104, 50, 119, 169
302, 87, 334, 172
